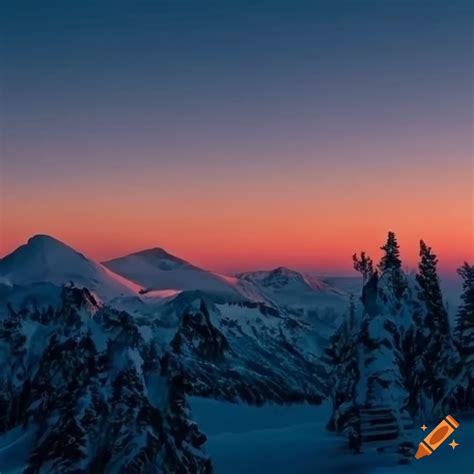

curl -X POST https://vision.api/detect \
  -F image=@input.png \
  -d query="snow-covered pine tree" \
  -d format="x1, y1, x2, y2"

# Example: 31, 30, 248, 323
325, 294, 359, 433
357, 270, 414, 461
416, 240, 457, 416
378, 231, 407, 303
455, 262, 474, 410
354, 250, 406, 413
356, 237, 415, 416
358, 272, 408, 410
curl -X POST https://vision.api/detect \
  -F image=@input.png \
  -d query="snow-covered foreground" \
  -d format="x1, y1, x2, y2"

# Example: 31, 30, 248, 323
190, 398, 473, 474
0, 426, 36, 473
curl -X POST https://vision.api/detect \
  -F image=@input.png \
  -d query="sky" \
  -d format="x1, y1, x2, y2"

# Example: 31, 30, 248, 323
0, 0, 472, 275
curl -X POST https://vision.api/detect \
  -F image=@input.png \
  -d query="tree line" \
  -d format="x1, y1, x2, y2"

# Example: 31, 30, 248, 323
326, 232, 473, 437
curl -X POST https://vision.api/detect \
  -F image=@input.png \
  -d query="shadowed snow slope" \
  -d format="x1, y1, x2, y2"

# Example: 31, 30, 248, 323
0, 235, 142, 301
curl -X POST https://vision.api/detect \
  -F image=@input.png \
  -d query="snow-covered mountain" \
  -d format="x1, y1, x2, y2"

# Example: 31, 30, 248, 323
103, 248, 268, 303
237, 267, 348, 325
0, 237, 344, 382
0, 235, 143, 302
238, 266, 344, 295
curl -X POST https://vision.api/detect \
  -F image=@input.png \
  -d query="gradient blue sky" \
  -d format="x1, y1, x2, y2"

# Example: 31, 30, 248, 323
1, 0, 472, 274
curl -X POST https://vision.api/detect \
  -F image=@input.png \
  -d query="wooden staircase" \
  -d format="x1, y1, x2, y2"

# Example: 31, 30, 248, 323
360, 406, 413, 444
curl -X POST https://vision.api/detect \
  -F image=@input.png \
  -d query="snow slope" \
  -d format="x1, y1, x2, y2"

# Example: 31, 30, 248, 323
103, 248, 269, 303
0, 235, 143, 301
190, 398, 369, 474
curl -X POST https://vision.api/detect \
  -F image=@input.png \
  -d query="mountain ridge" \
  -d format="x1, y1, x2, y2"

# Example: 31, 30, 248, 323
1, 235, 347, 313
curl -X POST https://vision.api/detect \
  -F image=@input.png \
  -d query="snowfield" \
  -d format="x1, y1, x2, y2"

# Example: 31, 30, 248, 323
190, 398, 473, 474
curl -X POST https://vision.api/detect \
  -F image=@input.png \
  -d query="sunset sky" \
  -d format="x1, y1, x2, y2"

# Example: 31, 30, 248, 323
1, 1, 472, 275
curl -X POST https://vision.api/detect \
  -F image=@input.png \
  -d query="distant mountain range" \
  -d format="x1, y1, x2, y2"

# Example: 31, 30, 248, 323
0, 234, 351, 310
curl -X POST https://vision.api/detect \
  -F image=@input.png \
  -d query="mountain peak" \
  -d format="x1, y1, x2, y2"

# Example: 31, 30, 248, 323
103, 248, 251, 296
0, 234, 141, 299
3, 234, 86, 265
23, 234, 89, 260
104, 247, 192, 274
131, 247, 187, 264
271, 266, 300, 276
27, 234, 73, 250
262, 267, 307, 288
28, 234, 62, 244
237, 267, 308, 290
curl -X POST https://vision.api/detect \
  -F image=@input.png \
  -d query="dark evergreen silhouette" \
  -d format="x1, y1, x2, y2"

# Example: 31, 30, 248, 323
455, 262, 474, 409
416, 241, 449, 333
352, 252, 374, 285
416, 240, 455, 416
378, 231, 407, 301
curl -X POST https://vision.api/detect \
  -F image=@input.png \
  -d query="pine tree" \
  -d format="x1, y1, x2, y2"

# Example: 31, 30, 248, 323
456, 262, 474, 342
379, 231, 402, 273
352, 252, 374, 285
378, 231, 407, 301
455, 262, 474, 409
416, 240, 455, 416
416, 241, 449, 333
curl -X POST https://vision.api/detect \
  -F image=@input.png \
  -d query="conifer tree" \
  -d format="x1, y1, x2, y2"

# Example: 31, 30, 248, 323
352, 252, 374, 285
416, 241, 449, 334
456, 262, 474, 342
455, 262, 474, 409
378, 231, 407, 301
416, 240, 455, 415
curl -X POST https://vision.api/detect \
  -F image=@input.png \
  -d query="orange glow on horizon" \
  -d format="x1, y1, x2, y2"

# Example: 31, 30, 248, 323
1, 192, 471, 276
1, 144, 472, 275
